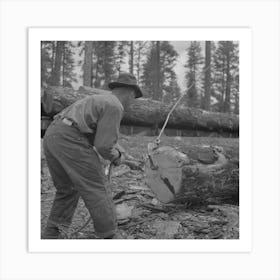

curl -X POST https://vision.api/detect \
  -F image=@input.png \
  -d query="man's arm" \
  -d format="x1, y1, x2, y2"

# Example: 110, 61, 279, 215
93, 104, 123, 162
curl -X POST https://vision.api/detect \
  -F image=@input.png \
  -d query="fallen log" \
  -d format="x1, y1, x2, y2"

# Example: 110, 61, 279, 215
145, 145, 239, 205
41, 86, 239, 133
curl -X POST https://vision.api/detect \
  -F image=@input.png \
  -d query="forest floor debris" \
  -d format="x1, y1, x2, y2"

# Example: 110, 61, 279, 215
41, 136, 239, 239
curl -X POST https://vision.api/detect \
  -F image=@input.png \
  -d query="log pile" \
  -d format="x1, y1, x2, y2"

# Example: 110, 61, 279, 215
41, 86, 239, 133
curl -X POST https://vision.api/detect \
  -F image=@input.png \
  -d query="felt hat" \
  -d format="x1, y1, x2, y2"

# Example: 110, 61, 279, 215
108, 72, 143, 98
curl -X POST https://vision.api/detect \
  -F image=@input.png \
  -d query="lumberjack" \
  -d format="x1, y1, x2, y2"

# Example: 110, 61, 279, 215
42, 72, 143, 239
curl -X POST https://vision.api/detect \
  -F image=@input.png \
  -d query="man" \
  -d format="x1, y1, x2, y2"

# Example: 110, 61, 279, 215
42, 72, 143, 239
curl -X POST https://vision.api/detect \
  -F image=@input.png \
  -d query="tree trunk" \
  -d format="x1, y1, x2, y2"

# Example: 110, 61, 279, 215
94, 52, 100, 88
204, 41, 211, 110
50, 41, 64, 86
51, 41, 56, 75
224, 42, 231, 113
83, 41, 93, 87
145, 145, 238, 204
234, 89, 239, 115
137, 44, 141, 83
103, 41, 110, 87
41, 86, 239, 133
62, 43, 66, 87
221, 58, 226, 107
129, 41, 134, 74
153, 41, 161, 101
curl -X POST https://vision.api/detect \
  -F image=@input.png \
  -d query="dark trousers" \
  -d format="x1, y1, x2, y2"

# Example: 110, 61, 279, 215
42, 119, 117, 238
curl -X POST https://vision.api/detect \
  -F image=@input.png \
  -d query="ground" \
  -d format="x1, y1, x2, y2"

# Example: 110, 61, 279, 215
41, 135, 239, 239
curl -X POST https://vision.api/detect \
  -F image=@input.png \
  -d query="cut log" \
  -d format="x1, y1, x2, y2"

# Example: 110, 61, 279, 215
145, 145, 239, 205
41, 86, 239, 133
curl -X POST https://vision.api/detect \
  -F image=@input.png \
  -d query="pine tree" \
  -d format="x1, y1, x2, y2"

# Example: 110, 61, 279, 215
114, 41, 128, 74
162, 71, 181, 104
231, 44, 239, 114
41, 41, 55, 86
160, 41, 181, 102
103, 41, 116, 87
134, 41, 148, 85
83, 41, 93, 86
184, 41, 203, 108
61, 42, 77, 88
142, 41, 180, 102
141, 42, 155, 99
224, 41, 233, 112
203, 41, 211, 110
212, 41, 239, 113
92, 41, 116, 88
233, 73, 239, 114
129, 41, 134, 74
42, 41, 74, 87
124, 41, 148, 84
92, 41, 102, 88
49, 41, 65, 86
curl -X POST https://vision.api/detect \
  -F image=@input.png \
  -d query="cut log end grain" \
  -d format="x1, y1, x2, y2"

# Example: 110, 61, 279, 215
145, 145, 239, 205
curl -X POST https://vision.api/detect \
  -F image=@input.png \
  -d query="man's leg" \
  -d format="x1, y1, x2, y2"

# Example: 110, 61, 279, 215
43, 122, 117, 238
42, 136, 80, 239
64, 149, 117, 238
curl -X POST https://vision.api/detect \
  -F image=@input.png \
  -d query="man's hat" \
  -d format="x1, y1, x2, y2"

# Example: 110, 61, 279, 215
108, 72, 143, 98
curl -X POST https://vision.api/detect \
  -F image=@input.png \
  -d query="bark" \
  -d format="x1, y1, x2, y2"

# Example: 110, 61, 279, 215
153, 41, 161, 101
145, 145, 239, 204
94, 52, 100, 88
224, 42, 231, 113
136, 42, 143, 83
221, 58, 226, 105
62, 43, 66, 87
129, 41, 134, 74
83, 41, 93, 87
51, 42, 56, 74
103, 41, 110, 86
41, 86, 239, 132
234, 90, 239, 115
49, 41, 64, 86
203, 41, 211, 110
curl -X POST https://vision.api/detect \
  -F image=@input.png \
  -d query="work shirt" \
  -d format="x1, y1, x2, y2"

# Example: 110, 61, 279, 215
55, 93, 124, 162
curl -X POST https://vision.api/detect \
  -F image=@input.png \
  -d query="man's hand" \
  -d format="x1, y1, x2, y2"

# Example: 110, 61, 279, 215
111, 150, 125, 166
111, 143, 126, 166
147, 139, 160, 154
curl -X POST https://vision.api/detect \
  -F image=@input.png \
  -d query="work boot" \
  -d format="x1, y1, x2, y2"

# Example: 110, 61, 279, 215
112, 232, 125, 239
42, 226, 61, 239
104, 231, 125, 239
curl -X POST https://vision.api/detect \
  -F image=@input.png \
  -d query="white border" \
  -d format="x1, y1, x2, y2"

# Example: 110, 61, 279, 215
1, 0, 279, 279
28, 27, 252, 253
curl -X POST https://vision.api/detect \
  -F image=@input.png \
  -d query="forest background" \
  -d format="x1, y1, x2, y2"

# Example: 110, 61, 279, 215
41, 41, 239, 114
